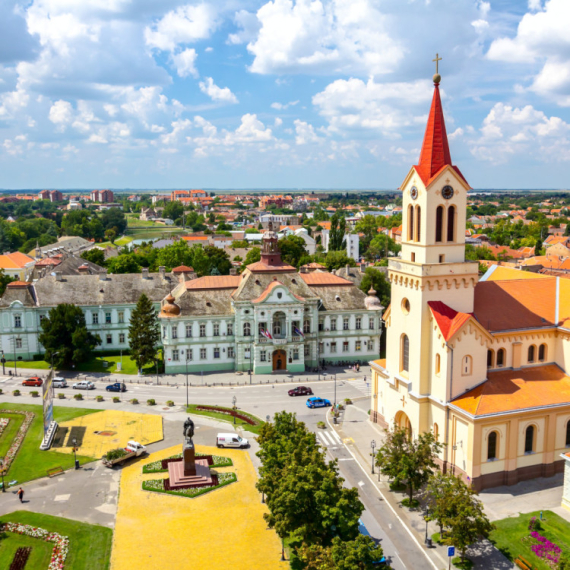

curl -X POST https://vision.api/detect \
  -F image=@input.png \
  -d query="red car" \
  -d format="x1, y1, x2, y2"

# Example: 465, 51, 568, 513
22, 377, 43, 387
288, 386, 313, 397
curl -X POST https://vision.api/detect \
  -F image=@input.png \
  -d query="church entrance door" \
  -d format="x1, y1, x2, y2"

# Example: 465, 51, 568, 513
272, 349, 286, 371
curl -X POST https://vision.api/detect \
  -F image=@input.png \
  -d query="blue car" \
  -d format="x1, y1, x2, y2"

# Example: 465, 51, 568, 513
306, 396, 332, 409
358, 519, 387, 566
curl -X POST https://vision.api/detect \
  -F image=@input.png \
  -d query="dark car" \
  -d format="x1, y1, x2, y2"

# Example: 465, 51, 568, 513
22, 376, 43, 387
105, 382, 127, 392
288, 386, 313, 397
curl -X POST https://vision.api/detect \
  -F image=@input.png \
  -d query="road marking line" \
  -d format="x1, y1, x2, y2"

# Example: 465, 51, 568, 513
358, 481, 365, 487
338, 458, 355, 461
326, 416, 440, 570
331, 431, 342, 445
54, 494, 70, 502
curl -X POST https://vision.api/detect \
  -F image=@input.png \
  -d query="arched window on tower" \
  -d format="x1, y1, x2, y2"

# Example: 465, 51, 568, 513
566, 420, 570, 447
415, 205, 421, 242
435, 353, 441, 375
497, 348, 505, 367
433, 423, 439, 440
400, 335, 409, 373
408, 205, 414, 242
487, 349, 494, 368
462, 355, 473, 376
528, 345, 536, 363
447, 206, 456, 242
524, 425, 535, 454
435, 206, 444, 243
488, 431, 498, 461
538, 343, 547, 362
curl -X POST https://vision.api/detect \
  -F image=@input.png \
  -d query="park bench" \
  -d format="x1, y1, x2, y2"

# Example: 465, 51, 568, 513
47, 466, 64, 478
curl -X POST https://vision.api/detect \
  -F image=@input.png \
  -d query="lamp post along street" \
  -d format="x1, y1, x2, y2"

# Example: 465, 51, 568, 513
232, 396, 237, 425
72, 437, 79, 470
185, 354, 189, 408
1, 351, 5, 376
424, 508, 430, 545
370, 439, 376, 474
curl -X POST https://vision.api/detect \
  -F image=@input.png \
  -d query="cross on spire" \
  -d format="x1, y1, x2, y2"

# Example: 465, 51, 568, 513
433, 53, 442, 74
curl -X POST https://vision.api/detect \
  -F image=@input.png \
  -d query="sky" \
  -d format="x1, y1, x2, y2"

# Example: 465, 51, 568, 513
0, 0, 569, 190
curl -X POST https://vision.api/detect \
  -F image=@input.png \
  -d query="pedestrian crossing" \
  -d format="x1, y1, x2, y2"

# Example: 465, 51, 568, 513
316, 429, 342, 448
347, 377, 372, 397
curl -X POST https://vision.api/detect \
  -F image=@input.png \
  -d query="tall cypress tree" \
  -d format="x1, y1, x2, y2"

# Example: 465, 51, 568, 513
128, 293, 160, 372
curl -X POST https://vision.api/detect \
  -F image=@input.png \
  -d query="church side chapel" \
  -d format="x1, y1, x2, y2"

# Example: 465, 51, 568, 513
370, 65, 570, 492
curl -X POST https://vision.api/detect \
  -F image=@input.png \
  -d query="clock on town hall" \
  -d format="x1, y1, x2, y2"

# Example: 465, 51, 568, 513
410, 186, 418, 200
441, 185, 454, 200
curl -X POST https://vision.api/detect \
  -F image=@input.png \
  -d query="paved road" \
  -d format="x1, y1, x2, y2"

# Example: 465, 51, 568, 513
0, 375, 437, 569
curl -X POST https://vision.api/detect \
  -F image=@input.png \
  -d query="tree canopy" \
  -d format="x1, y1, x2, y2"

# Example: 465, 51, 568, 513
360, 268, 391, 308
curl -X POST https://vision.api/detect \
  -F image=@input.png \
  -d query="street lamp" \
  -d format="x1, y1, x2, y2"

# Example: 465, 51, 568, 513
370, 439, 376, 474
1, 351, 5, 376
0, 458, 5, 492
424, 507, 431, 546
51, 351, 60, 372
72, 437, 79, 470
185, 352, 189, 409
232, 395, 237, 425
249, 341, 253, 385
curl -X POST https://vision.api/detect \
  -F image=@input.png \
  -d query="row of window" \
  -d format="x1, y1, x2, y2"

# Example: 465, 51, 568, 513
487, 344, 547, 368
318, 317, 375, 332
171, 346, 236, 361
487, 422, 570, 461
167, 323, 234, 339
90, 311, 126, 326
319, 340, 373, 353
406, 205, 456, 244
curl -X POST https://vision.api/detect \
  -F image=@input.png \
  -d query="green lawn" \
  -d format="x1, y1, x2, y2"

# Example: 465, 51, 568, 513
186, 404, 264, 435
0, 511, 113, 570
4, 355, 156, 375
0, 403, 99, 484
126, 216, 164, 227
490, 510, 570, 570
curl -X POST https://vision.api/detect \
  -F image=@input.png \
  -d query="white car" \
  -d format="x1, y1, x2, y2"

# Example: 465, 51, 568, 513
216, 433, 249, 449
53, 377, 67, 388
72, 381, 95, 390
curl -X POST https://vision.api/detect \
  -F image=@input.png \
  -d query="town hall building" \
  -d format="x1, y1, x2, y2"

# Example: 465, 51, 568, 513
370, 71, 570, 491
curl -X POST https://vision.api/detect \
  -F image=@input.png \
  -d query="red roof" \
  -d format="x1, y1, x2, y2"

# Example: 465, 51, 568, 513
299, 273, 353, 286
184, 275, 241, 290
414, 83, 468, 188
7, 281, 31, 288
428, 301, 473, 341
172, 265, 194, 273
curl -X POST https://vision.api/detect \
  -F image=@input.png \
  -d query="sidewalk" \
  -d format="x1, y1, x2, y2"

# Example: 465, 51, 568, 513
332, 403, 515, 570
2, 364, 371, 389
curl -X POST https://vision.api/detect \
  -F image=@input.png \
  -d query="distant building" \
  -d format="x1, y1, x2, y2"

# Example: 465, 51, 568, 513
91, 189, 114, 203
0, 252, 36, 280
38, 190, 63, 202
321, 230, 360, 261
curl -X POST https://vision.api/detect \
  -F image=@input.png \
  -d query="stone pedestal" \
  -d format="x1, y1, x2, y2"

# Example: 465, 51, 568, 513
183, 441, 196, 476
168, 459, 213, 489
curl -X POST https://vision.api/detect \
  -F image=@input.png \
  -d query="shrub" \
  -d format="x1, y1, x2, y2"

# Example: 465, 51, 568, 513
166, 400, 174, 407
105, 448, 127, 461
96, 395, 104, 402
112, 397, 120, 403
57, 393, 65, 399
0, 388, 3, 395
74, 393, 83, 400
130, 398, 139, 405
344, 398, 352, 405
30, 391, 39, 397
147, 399, 156, 406
317, 421, 326, 429
12, 389, 20, 396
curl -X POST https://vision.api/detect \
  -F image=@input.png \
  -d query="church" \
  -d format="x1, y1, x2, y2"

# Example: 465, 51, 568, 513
370, 70, 570, 491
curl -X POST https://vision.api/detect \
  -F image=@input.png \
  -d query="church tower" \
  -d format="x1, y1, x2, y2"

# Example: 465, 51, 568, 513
379, 65, 479, 437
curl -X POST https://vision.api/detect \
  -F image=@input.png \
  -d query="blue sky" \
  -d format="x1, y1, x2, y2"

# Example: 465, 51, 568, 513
0, 0, 569, 190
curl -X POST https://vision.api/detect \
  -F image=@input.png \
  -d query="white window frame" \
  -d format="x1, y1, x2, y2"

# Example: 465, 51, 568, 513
214, 347, 220, 359
172, 349, 179, 361
199, 324, 206, 338
186, 325, 192, 338
200, 348, 207, 360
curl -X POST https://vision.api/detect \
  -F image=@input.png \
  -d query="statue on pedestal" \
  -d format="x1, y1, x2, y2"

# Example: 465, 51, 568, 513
182, 417, 196, 476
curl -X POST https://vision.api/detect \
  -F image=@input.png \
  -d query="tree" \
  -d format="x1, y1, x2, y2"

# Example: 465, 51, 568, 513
376, 424, 443, 503
324, 250, 356, 271
81, 248, 106, 267
367, 233, 400, 259
534, 237, 543, 255
155, 240, 194, 271
100, 208, 127, 234
163, 201, 184, 221
359, 268, 391, 308
0, 269, 15, 297
106, 254, 141, 274
355, 215, 379, 248
128, 293, 160, 372
329, 214, 346, 251
444, 477, 494, 563
298, 536, 383, 570
105, 229, 116, 243
244, 247, 261, 266
278, 235, 306, 267
427, 472, 457, 536
39, 304, 101, 368
204, 245, 232, 275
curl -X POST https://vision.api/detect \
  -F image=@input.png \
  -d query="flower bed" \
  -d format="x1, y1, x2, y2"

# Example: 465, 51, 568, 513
142, 452, 232, 473
195, 405, 259, 426
142, 471, 237, 498
1, 522, 69, 570
0, 418, 10, 437
9, 546, 32, 570
529, 531, 561, 567
0, 410, 34, 473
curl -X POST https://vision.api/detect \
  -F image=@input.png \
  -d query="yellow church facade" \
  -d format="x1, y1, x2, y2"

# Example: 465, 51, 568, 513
370, 74, 570, 491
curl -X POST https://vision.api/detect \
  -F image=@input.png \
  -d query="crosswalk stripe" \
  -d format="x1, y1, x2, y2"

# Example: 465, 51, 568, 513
331, 431, 342, 445
320, 431, 334, 446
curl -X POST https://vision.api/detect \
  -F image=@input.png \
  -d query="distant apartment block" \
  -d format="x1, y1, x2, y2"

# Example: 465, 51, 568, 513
91, 189, 114, 203
38, 190, 63, 202
171, 190, 207, 201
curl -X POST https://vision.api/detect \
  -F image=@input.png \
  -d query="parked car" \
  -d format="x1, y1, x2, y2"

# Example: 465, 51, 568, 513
288, 386, 313, 397
306, 396, 332, 409
53, 377, 67, 388
106, 382, 126, 392
102, 441, 147, 468
216, 433, 249, 449
22, 377, 42, 387
359, 519, 387, 566
72, 381, 95, 390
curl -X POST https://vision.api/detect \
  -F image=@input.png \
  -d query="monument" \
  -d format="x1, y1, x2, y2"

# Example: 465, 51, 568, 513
167, 417, 214, 489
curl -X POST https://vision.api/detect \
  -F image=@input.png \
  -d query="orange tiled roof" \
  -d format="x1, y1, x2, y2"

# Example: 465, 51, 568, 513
184, 275, 241, 290
299, 273, 353, 286
7, 281, 31, 288
172, 265, 194, 273
484, 266, 548, 282
181, 236, 209, 241
428, 301, 473, 341
0, 252, 35, 269
452, 364, 570, 416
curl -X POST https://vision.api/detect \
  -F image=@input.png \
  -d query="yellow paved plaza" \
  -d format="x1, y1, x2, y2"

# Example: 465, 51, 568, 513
57, 410, 163, 458
110, 444, 287, 570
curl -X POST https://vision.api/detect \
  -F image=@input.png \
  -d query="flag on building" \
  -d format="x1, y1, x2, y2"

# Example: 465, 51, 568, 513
261, 329, 273, 340
293, 326, 305, 338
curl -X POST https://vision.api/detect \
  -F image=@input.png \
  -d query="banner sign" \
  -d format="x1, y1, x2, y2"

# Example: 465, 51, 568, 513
42, 370, 54, 435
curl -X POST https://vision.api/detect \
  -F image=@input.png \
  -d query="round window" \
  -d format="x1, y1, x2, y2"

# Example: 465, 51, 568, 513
401, 298, 410, 314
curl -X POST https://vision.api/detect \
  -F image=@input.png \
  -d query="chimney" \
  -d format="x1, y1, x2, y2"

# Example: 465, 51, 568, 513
360, 262, 366, 273
300, 266, 308, 274
229, 268, 237, 276
159, 266, 165, 279
55, 271, 62, 282
99, 270, 107, 281
142, 268, 149, 279
345, 264, 350, 274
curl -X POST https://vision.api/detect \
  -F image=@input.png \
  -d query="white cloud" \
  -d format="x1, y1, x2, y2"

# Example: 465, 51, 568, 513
48, 100, 73, 129
145, 4, 218, 52
199, 77, 238, 104
246, 0, 404, 76
172, 48, 198, 78
312, 77, 433, 134
271, 100, 299, 110
487, 0, 570, 105
227, 9, 261, 45
294, 119, 320, 144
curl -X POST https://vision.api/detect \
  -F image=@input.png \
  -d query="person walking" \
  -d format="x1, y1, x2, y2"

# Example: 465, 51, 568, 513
17, 487, 24, 503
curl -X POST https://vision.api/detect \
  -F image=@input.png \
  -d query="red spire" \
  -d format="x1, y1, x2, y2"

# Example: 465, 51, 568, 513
415, 82, 452, 185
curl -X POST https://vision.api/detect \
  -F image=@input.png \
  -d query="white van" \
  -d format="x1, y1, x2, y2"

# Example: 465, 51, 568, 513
216, 433, 249, 449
